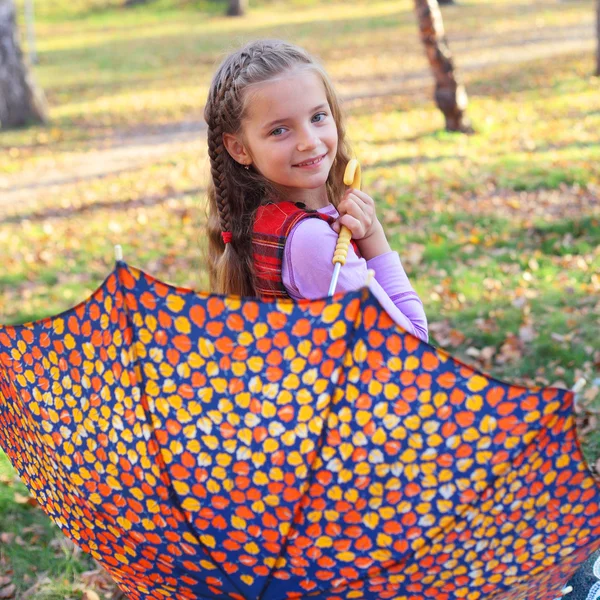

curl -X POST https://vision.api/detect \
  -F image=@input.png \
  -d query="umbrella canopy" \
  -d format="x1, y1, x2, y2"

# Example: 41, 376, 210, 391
0, 261, 599, 600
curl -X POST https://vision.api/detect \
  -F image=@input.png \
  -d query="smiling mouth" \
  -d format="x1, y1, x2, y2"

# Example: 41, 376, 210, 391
293, 154, 327, 167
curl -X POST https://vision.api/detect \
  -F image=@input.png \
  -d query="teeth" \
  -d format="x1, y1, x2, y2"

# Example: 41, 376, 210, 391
297, 155, 322, 167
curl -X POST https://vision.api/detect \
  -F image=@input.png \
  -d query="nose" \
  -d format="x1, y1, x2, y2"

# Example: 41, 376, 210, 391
296, 126, 319, 152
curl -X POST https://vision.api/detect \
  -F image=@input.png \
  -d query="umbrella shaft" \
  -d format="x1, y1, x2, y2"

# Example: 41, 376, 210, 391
328, 263, 341, 296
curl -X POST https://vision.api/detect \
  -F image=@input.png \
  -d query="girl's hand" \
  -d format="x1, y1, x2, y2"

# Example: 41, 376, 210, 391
332, 188, 392, 261
332, 188, 380, 240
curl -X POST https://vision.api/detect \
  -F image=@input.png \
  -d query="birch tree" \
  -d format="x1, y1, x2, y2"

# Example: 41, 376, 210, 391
0, 0, 47, 129
227, 0, 248, 16
596, 0, 599, 75
414, 0, 471, 132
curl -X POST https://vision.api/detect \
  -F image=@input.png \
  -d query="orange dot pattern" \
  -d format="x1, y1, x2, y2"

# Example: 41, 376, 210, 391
0, 262, 599, 600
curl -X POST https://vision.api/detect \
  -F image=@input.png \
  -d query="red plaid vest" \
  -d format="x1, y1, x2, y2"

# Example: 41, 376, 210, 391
252, 201, 360, 300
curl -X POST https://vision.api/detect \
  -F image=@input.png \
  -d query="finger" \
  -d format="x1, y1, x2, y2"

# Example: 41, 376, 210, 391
347, 195, 374, 224
340, 193, 367, 216
348, 189, 375, 207
344, 193, 372, 218
332, 218, 351, 234
337, 199, 363, 225
339, 214, 365, 239
339, 190, 357, 208
340, 188, 362, 208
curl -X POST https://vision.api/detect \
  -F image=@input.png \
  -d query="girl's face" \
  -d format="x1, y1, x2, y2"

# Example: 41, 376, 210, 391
225, 69, 338, 207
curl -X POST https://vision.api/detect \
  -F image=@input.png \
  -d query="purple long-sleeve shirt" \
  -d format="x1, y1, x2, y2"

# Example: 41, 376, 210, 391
281, 204, 429, 342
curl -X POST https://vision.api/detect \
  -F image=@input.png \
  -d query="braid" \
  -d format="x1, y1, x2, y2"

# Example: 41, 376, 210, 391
206, 72, 233, 237
206, 48, 266, 237
207, 120, 230, 235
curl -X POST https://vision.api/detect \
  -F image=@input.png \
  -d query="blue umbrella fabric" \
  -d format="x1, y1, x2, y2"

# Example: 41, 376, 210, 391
0, 260, 599, 600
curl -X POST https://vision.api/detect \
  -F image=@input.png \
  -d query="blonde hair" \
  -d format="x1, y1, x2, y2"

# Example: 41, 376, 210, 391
204, 39, 352, 296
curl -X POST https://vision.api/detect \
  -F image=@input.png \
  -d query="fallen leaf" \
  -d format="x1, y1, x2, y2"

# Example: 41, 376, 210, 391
550, 380, 568, 390
519, 325, 536, 343
511, 296, 527, 309
383, 209, 402, 225
0, 583, 16, 599
404, 243, 425, 267
449, 329, 466, 347
583, 386, 599, 403
480, 346, 496, 362
13, 493, 37, 507
496, 334, 523, 365
21, 576, 52, 599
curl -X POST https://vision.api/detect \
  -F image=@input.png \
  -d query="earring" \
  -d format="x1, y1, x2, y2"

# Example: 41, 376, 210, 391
244, 164, 250, 170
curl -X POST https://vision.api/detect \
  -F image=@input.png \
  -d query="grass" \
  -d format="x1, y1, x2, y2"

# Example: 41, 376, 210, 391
0, 454, 98, 598
1, 0, 599, 595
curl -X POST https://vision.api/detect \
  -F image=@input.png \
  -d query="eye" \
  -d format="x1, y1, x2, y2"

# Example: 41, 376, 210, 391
312, 112, 327, 123
270, 127, 286, 136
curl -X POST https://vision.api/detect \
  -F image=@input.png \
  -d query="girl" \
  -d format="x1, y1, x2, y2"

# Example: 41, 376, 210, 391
204, 39, 428, 342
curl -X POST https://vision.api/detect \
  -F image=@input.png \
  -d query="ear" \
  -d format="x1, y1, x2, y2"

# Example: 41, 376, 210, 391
223, 133, 252, 167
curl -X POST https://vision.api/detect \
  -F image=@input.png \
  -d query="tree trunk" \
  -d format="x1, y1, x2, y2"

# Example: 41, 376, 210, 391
414, 0, 471, 132
0, 0, 47, 129
596, 0, 600, 76
438, 0, 455, 5
227, 0, 248, 17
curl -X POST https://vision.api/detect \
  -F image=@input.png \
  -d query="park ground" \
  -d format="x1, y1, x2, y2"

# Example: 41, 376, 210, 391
0, 0, 599, 597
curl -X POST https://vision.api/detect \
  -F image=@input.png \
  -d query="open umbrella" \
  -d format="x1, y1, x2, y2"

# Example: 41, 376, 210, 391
1, 260, 599, 600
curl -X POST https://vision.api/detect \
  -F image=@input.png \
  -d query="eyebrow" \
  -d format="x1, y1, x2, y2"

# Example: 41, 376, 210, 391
263, 103, 329, 130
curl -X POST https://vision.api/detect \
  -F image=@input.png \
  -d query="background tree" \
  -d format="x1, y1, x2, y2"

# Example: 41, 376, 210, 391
227, 0, 247, 16
414, 0, 471, 132
596, 0, 599, 75
0, 0, 47, 129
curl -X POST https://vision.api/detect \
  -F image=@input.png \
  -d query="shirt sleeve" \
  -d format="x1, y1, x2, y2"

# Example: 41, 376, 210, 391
281, 216, 428, 342
366, 252, 429, 343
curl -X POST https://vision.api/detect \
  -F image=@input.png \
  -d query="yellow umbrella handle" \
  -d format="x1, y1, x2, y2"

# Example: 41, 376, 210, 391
332, 159, 361, 266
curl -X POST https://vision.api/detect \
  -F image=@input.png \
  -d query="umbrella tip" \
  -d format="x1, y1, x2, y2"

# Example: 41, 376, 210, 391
572, 377, 587, 408
364, 269, 375, 287
554, 585, 573, 599
114, 245, 123, 262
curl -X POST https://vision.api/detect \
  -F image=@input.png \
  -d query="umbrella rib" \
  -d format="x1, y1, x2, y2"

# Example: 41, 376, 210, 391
116, 262, 249, 600
256, 289, 368, 600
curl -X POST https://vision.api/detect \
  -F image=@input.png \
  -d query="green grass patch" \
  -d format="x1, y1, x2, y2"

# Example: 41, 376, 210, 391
0, 454, 97, 597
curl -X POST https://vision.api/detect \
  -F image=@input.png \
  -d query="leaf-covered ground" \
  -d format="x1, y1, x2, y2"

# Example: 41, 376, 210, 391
0, 0, 599, 596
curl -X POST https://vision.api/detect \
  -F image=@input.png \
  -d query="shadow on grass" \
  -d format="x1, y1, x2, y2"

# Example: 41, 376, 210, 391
0, 186, 206, 225
368, 154, 450, 169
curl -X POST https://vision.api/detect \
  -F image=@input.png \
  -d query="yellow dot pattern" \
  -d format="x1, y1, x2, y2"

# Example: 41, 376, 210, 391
0, 263, 599, 600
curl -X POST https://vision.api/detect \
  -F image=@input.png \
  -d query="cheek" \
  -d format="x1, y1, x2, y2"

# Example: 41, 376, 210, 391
253, 141, 276, 166
272, 142, 294, 165
326, 125, 338, 148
